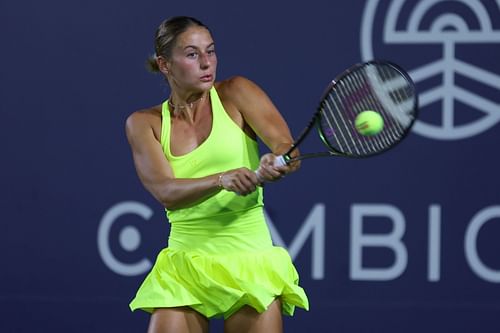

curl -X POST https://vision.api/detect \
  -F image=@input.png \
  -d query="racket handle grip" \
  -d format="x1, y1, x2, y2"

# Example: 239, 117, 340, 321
254, 155, 287, 183
274, 155, 288, 167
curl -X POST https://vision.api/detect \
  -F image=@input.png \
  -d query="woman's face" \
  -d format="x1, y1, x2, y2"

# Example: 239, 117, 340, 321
167, 26, 217, 92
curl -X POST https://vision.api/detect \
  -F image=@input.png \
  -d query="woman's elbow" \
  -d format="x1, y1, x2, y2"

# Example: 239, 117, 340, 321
147, 183, 179, 210
155, 192, 179, 210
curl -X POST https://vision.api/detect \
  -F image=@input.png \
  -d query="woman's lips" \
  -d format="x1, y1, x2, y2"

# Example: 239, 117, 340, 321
200, 74, 213, 82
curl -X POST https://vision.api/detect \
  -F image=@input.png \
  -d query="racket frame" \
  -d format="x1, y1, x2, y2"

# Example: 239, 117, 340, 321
281, 60, 418, 164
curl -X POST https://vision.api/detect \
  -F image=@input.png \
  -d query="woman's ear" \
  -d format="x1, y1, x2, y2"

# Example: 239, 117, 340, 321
157, 56, 170, 75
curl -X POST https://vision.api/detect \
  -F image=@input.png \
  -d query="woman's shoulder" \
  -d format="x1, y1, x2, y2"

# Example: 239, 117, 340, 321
216, 75, 257, 93
127, 105, 162, 124
125, 105, 163, 138
215, 76, 264, 104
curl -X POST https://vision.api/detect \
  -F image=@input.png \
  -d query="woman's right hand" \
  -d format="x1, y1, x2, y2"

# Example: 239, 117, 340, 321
254, 153, 290, 183
219, 167, 260, 196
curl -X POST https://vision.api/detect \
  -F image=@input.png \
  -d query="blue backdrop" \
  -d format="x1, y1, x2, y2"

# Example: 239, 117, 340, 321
2, 0, 500, 332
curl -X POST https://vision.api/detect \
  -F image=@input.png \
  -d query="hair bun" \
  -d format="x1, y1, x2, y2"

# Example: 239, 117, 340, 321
145, 54, 160, 73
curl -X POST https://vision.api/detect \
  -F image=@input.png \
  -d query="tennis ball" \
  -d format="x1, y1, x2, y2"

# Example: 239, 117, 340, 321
355, 110, 384, 136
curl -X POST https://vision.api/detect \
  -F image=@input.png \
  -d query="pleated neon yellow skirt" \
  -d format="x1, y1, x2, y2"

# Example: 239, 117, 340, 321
129, 207, 309, 319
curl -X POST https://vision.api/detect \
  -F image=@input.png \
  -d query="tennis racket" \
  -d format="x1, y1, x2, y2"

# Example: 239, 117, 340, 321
256, 60, 418, 179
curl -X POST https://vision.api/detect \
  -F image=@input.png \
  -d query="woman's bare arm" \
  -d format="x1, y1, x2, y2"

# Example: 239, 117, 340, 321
220, 76, 300, 181
125, 110, 245, 210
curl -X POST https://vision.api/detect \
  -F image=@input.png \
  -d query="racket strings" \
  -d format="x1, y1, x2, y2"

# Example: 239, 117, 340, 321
355, 66, 404, 147
320, 72, 383, 155
318, 62, 416, 157
366, 64, 415, 128
338, 77, 377, 153
322, 88, 362, 155
345, 74, 387, 152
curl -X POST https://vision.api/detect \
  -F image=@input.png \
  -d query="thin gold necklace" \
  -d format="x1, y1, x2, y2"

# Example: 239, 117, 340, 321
168, 93, 206, 110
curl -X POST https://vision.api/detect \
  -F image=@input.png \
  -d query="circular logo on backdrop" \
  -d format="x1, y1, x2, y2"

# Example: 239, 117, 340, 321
361, 0, 500, 140
98, 201, 153, 276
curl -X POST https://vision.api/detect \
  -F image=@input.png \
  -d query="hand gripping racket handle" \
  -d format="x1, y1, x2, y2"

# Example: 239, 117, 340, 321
254, 155, 288, 183
273, 155, 288, 167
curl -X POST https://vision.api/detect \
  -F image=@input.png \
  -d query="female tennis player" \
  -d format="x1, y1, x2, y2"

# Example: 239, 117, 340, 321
126, 16, 309, 333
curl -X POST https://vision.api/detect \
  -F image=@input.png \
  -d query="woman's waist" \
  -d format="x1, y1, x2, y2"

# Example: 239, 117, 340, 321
167, 207, 273, 253
166, 190, 263, 223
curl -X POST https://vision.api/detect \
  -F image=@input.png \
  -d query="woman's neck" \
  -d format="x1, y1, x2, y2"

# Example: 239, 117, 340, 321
168, 92, 205, 109
168, 91, 208, 122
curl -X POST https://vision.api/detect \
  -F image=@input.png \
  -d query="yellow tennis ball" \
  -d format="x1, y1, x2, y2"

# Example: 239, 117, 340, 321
355, 110, 384, 136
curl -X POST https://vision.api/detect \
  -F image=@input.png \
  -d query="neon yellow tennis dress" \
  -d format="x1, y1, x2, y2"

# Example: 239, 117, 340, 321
129, 86, 309, 319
